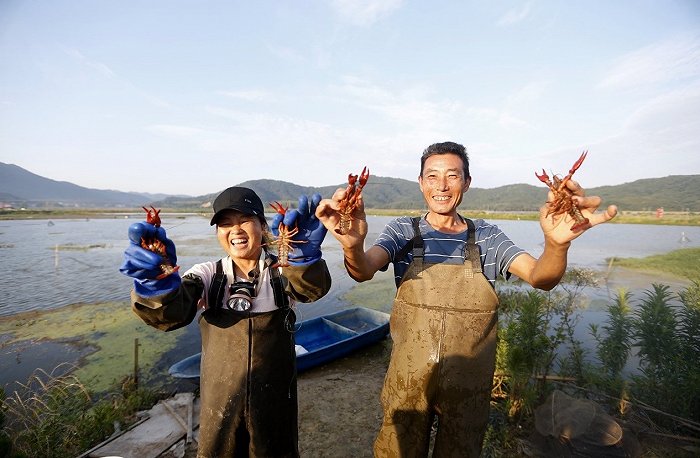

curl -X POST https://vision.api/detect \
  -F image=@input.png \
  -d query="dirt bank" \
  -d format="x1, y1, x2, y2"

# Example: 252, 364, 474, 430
297, 338, 391, 457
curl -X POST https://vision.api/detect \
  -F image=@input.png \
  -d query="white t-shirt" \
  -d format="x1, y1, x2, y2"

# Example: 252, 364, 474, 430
184, 253, 288, 312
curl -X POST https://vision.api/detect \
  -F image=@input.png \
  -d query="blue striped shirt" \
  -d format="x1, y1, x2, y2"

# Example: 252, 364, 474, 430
373, 216, 525, 288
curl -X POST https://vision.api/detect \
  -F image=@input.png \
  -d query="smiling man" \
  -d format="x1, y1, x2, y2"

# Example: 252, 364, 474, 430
315, 141, 617, 457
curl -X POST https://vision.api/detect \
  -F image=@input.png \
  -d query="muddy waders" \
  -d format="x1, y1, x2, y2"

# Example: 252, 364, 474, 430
197, 307, 298, 458
374, 219, 499, 458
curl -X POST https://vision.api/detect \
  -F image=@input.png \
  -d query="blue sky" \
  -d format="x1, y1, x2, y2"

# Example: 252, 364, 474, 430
1, 1, 699, 197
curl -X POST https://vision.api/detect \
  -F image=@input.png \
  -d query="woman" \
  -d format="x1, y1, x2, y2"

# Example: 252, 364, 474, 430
120, 186, 331, 457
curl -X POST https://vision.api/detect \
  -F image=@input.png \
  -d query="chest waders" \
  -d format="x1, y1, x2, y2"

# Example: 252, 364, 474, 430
374, 219, 499, 458
197, 257, 300, 458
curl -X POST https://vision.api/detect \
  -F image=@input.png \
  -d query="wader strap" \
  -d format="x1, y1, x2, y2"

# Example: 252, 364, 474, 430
409, 216, 424, 273
410, 217, 424, 258
207, 259, 227, 310
267, 255, 290, 308
381, 217, 423, 272
207, 257, 289, 310
465, 219, 483, 273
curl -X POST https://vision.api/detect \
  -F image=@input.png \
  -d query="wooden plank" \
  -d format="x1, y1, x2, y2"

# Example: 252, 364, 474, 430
89, 393, 200, 458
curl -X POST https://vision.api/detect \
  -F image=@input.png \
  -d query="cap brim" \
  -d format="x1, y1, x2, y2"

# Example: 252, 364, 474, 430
210, 206, 260, 225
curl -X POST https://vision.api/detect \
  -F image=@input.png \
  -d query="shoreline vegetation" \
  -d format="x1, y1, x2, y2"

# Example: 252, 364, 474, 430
1, 207, 699, 226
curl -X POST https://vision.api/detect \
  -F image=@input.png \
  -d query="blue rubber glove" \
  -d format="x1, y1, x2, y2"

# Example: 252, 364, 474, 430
271, 194, 327, 266
119, 221, 181, 297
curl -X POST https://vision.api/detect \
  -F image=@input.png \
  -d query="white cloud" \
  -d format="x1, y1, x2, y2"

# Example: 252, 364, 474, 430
330, 0, 403, 26
218, 89, 275, 102
63, 47, 116, 78
148, 124, 205, 137
330, 76, 459, 128
266, 43, 306, 63
497, 2, 533, 27
506, 80, 548, 106
532, 83, 700, 188
599, 34, 700, 90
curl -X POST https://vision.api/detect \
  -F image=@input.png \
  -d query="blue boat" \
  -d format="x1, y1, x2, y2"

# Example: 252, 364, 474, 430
168, 307, 390, 383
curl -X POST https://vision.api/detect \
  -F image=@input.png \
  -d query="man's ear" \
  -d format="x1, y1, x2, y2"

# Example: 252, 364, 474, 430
463, 177, 472, 193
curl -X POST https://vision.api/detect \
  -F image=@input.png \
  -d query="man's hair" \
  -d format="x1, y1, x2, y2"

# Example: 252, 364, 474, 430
420, 142, 470, 179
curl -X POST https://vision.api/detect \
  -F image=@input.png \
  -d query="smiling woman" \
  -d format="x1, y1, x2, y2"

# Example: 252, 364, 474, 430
120, 185, 332, 457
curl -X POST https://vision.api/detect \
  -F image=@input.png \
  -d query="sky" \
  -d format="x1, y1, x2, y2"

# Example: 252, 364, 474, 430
1, 1, 699, 197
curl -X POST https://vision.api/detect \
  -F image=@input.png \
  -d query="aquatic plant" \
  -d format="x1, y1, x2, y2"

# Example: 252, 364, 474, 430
1, 365, 163, 457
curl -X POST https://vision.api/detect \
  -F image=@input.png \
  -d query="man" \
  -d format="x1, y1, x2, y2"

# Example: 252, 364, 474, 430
315, 142, 617, 457
120, 187, 331, 457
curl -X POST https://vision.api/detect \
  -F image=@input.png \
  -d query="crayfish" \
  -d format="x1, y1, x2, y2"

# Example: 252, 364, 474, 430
269, 202, 307, 267
535, 151, 590, 232
337, 167, 370, 235
140, 206, 180, 279
535, 151, 589, 231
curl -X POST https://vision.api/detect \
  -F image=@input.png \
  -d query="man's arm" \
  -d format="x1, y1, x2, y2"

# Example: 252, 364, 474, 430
509, 179, 617, 290
508, 241, 570, 291
315, 187, 390, 282
342, 244, 390, 282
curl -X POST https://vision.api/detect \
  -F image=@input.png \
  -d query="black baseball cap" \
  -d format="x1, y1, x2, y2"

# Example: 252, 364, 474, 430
210, 186, 265, 225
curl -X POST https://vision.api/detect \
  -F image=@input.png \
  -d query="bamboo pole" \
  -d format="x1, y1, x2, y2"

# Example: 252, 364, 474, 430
134, 338, 140, 389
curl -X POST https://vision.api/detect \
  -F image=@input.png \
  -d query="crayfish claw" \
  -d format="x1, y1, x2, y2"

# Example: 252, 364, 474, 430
569, 150, 588, 175
535, 170, 550, 183
570, 218, 590, 232
270, 201, 288, 215
142, 206, 162, 227
359, 166, 370, 187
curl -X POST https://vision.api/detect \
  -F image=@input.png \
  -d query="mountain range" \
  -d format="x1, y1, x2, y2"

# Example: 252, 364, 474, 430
1, 161, 698, 212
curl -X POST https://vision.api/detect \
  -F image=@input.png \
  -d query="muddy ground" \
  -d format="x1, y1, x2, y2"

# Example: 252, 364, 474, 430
297, 338, 391, 457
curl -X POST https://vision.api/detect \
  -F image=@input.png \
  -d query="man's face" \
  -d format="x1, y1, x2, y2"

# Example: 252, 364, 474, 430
216, 210, 264, 261
418, 153, 471, 215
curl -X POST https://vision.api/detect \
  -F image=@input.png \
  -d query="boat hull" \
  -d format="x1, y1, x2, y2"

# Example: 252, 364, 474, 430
168, 307, 390, 384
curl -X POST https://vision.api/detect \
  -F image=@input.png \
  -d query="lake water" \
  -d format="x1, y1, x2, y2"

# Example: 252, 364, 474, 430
0, 214, 698, 389
0, 214, 698, 318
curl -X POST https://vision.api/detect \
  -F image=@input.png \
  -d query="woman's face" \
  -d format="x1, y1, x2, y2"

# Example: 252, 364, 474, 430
215, 210, 264, 261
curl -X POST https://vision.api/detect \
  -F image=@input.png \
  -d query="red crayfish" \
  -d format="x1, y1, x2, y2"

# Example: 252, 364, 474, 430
269, 202, 307, 267
140, 206, 180, 279
535, 151, 590, 232
337, 167, 370, 235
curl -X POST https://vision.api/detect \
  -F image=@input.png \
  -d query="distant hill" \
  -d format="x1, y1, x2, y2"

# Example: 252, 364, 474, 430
0, 162, 168, 208
1, 162, 698, 212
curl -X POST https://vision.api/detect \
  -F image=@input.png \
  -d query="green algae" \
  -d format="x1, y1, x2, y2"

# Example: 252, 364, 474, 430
0, 302, 179, 393
341, 273, 395, 313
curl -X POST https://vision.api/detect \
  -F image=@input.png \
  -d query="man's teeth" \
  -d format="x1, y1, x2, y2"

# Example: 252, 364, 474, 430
231, 239, 246, 246
434, 196, 449, 201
